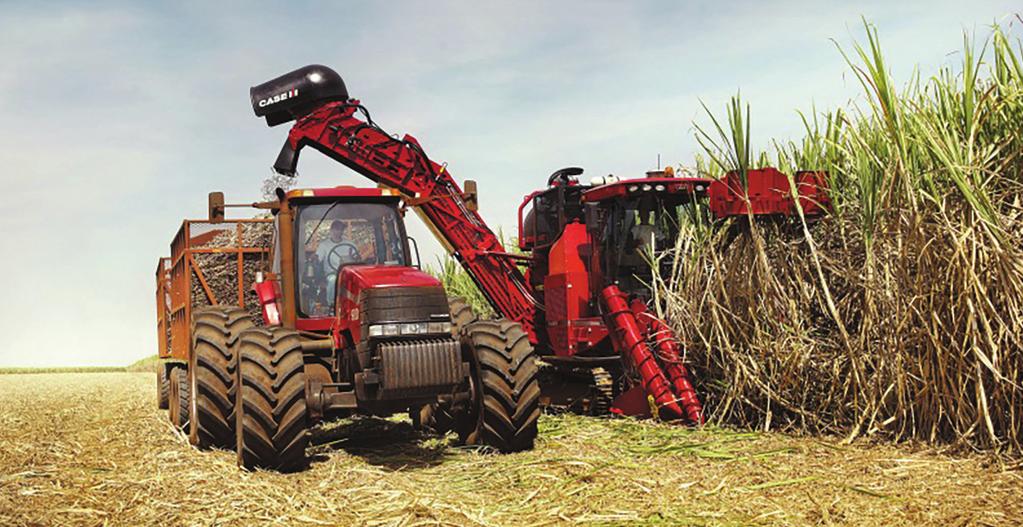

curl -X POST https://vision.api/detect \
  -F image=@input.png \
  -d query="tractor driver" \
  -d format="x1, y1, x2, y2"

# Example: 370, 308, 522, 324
316, 220, 360, 302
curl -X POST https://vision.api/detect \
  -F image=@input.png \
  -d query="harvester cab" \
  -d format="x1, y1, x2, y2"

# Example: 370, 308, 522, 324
520, 167, 710, 303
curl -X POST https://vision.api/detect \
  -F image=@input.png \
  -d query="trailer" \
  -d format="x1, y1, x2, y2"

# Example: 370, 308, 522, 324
157, 218, 272, 431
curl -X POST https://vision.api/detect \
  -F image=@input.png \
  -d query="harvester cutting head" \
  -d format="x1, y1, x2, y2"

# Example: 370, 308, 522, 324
250, 64, 348, 127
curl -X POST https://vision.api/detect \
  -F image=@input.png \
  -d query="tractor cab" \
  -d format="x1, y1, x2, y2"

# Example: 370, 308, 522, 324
291, 194, 409, 318
257, 186, 419, 332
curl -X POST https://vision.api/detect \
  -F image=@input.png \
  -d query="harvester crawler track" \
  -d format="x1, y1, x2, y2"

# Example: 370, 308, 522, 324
588, 367, 614, 416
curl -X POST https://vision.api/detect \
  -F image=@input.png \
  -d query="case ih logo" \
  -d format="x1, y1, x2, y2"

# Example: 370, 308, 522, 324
259, 89, 298, 107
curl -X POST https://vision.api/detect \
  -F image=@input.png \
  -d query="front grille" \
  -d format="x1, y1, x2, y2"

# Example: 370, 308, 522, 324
378, 338, 462, 391
361, 286, 449, 326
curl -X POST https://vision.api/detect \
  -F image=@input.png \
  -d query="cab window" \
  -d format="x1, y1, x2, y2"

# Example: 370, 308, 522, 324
295, 201, 408, 317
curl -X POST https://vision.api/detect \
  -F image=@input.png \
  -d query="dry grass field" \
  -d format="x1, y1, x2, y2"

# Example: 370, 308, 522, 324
0, 372, 1020, 526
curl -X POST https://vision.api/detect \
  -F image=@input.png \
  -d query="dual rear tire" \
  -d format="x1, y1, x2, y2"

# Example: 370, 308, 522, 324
188, 307, 254, 449
158, 366, 170, 410
168, 365, 190, 432
234, 327, 309, 472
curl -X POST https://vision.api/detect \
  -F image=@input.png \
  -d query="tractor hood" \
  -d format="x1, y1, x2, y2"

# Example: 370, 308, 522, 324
335, 265, 451, 339
339, 265, 441, 291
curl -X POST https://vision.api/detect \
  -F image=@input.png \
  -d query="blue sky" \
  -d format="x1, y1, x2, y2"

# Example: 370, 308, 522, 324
1, 1, 1019, 366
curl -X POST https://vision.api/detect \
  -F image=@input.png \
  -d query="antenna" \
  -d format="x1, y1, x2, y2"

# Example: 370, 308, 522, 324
657, 153, 661, 169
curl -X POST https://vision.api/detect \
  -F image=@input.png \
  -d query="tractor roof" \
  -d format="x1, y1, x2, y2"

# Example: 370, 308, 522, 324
285, 186, 402, 200
581, 176, 712, 203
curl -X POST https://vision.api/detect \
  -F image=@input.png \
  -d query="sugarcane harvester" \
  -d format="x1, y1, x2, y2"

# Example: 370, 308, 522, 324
250, 65, 830, 427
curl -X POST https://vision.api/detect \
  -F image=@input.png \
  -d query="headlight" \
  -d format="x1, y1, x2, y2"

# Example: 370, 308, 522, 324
368, 321, 452, 337
642, 184, 652, 191
428, 321, 453, 334
654, 184, 665, 192
628, 185, 639, 192
401, 322, 428, 335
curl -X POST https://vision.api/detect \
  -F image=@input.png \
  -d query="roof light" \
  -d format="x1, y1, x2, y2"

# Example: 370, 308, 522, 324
628, 185, 639, 192
642, 184, 652, 192
654, 184, 666, 192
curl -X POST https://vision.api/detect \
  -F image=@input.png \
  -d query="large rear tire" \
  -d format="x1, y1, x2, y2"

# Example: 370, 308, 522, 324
448, 296, 479, 332
457, 319, 540, 452
235, 327, 309, 472
169, 366, 190, 433
158, 365, 169, 410
189, 307, 254, 450
410, 296, 479, 434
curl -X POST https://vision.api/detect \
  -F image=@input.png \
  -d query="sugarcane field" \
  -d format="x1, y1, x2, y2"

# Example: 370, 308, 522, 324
3, 3, 1023, 526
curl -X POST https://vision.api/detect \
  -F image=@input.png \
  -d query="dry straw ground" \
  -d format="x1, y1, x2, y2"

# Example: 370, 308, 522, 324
1, 372, 1020, 526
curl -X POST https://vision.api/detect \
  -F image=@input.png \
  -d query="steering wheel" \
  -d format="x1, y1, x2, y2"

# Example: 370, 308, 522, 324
325, 242, 361, 274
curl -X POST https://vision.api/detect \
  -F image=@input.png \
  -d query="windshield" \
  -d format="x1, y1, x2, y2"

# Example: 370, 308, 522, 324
295, 201, 408, 317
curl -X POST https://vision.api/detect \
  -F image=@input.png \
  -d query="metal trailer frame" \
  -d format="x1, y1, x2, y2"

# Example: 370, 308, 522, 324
155, 257, 172, 360
164, 218, 272, 362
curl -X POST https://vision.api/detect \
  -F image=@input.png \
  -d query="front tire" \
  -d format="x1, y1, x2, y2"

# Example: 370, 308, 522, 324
189, 307, 254, 450
235, 327, 309, 472
457, 319, 540, 452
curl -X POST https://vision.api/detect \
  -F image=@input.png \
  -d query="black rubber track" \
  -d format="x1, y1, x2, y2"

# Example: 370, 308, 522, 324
458, 319, 540, 452
410, 297, 479, 434
235, 327, 308, 472
170, 366, 190, 433
158, 366, 169, 410
189, 307, 254, 450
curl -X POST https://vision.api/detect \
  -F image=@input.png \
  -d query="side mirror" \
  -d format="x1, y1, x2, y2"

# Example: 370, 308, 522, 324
407, 236, 422, 269
208, 192, 225, 223
463, 180, 479, 212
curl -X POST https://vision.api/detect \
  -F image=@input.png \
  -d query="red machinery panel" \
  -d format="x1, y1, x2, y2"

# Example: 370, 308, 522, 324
795, 170, 832, 216
542, 223, 595, 356
707, 167, 830, 218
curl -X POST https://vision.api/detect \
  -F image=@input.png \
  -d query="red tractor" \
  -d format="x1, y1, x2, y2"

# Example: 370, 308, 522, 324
159, 183, 540, 472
